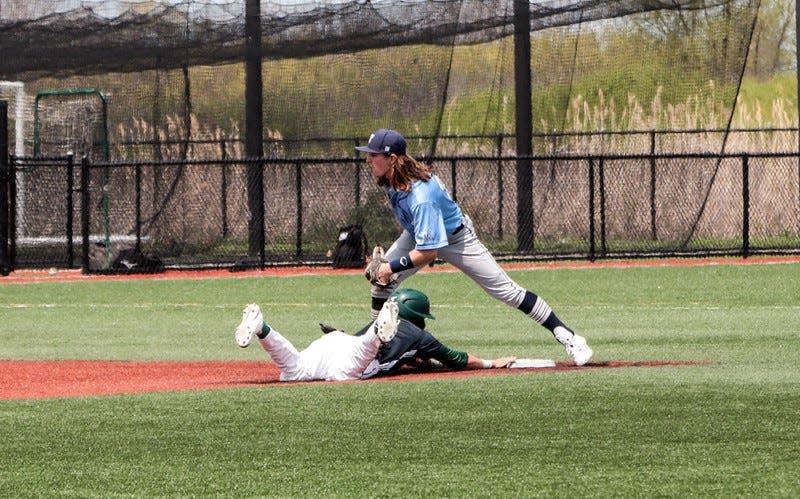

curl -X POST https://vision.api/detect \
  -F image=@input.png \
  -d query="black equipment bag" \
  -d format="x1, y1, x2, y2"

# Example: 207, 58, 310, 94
332, 224, 368, 268
110, 248, 165, 274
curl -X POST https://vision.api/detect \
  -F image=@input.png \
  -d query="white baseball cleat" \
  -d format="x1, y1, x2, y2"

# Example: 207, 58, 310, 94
374, 299, 399, 343
565, 333, 593, 366
235, 303, 263, 348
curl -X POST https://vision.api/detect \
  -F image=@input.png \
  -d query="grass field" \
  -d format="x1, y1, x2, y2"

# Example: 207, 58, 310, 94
1, 261, 799, 497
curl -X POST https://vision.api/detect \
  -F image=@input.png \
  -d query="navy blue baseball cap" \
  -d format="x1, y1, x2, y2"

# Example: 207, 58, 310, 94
355, 128, 407, 155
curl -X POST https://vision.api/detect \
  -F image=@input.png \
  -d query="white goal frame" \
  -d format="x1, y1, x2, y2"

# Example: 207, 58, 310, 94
0, 81, 27, 156
1, 81, 30, 235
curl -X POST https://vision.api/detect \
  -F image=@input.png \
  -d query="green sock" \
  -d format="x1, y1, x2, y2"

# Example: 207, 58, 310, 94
257, 323, 271, 339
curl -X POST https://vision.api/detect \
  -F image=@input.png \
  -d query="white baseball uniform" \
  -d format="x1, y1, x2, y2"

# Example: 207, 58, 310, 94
257, 328, 382, 381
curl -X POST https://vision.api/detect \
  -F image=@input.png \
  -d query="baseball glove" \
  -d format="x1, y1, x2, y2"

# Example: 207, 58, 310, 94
364, 244, 396, 287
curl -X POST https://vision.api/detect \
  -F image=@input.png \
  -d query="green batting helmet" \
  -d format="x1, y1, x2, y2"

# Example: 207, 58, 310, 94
390, 288, 435, 323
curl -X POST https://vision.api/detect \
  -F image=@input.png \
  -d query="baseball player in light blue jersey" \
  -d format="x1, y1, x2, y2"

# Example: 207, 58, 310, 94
356, 128, 593, 366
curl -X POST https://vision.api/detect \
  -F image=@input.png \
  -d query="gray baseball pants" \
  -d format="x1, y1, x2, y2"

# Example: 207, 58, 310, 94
372, 214, 529, 315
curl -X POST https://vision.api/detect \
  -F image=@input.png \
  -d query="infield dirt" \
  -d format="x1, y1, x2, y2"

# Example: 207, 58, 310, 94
3, 255, 787, 400
0, 359, 705, 400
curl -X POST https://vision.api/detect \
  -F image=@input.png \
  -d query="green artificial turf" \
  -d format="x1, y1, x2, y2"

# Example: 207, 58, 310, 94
1, 262, 798, 497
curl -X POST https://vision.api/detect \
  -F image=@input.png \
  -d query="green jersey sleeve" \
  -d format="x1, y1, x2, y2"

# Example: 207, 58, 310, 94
431, 344, 469, 369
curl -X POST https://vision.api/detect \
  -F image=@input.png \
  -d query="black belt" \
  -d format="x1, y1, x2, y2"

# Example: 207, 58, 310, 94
451, 223, 465, 235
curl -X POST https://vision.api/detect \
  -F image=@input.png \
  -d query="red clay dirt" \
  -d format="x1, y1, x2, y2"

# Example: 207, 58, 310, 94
3, 255, 793, 400
0, 359, 704, 401
4, 254, 800, 284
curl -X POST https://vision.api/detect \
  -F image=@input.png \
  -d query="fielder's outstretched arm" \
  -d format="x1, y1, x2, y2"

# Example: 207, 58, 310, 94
377, 248, 437, 282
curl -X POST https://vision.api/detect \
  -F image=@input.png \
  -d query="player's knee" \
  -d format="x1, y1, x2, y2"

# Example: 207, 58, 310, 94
490, 286, 528, 308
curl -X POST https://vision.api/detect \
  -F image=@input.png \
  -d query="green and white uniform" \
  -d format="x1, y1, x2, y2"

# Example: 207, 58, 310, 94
356, 318, 469, 379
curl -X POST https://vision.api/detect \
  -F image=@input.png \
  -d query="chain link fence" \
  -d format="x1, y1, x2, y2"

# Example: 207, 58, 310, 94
3, 149, 799, 274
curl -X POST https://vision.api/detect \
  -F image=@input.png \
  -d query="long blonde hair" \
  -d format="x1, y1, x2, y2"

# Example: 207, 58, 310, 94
384, 154, 433, 192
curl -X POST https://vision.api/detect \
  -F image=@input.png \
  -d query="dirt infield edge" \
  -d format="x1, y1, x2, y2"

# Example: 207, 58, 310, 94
3, 254, 799, 284
0, 359, 707, 400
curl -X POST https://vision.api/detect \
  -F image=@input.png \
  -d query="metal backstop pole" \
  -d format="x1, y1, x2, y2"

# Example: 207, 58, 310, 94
514, 0, 534, 253
245, 0, 265, 262
0, 100, 9, 275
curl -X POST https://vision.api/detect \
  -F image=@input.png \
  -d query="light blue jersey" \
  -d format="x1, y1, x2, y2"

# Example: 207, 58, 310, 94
386, 174, 463, 250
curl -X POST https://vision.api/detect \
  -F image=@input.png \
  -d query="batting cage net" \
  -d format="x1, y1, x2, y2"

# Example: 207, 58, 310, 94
1, 0, 799, 272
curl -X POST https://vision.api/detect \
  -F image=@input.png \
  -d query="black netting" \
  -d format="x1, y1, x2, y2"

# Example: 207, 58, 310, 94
1, 1, 732, 79
0, 0, 761, 160
3, 0, 797, 272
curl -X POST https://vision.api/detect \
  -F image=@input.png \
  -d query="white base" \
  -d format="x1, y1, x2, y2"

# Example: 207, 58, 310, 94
507, 358, 556, 369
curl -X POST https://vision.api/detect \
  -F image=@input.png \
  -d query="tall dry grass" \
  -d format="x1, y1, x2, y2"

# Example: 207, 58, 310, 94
99, 90, 799, 255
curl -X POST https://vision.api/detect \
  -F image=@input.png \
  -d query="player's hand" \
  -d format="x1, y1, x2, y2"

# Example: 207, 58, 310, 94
365, 245, 397, 287
492, 356, 517, 368
377, 262, 396, 285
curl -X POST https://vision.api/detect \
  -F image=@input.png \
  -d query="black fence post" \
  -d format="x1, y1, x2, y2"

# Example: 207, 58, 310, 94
496, 135, 504, 240
742, 154, 750, 258
450, 159, 457, 201
65, 153, 74, 267
295, 159, 303, 260
353, 139, 362, 208
599, 157, 607, 257
220, 141, 229, 239
649, 130, 657, 240
0, 100, 9, 275
588, 157, 595, 261
8, 154, 16, 270
245, 0, 265, 259
80, 156, 91, 274
514, 0, 534, 253
134, 162, 142, 251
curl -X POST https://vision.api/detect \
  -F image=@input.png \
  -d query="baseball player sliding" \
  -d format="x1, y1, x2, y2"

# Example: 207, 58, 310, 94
357, 128, 593, 366
235, 288, 517, 381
